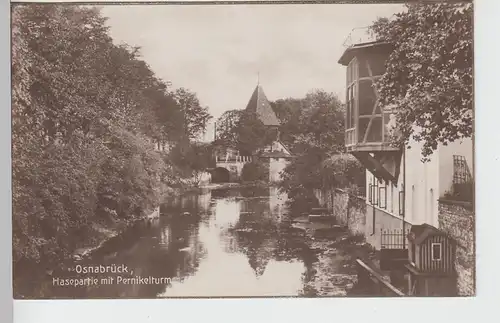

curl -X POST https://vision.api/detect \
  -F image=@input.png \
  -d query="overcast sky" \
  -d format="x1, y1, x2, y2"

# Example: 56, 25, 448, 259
100, 4, 405, 140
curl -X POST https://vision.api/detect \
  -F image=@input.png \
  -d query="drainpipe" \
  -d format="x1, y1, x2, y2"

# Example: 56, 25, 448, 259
402, 146, 406, 249
372, 175, 376, 236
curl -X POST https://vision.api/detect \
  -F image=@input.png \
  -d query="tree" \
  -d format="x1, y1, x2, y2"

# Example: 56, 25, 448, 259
272, 90, 345, 157
293, 90, 345, 155
168, 140, 214, 183
370, 3, 473, 159
270, 98, 303, 149
213, 109, 276, 156
173, 88, 212, 141
11, 4, 209, 290
214, 109, 242, 148
12, 4, 113, 143
12, 4, 183, 145
321, 154, 365, 195
241, 160, 269, 183
185, 142, 214, 185
234, 110, 277, 155
275, 90, 350, 212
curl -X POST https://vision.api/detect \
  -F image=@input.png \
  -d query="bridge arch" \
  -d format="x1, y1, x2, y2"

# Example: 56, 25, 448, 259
211, 167, 230, 183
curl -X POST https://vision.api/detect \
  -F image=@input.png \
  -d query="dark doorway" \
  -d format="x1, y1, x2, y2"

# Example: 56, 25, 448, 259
212, 167, 230, 183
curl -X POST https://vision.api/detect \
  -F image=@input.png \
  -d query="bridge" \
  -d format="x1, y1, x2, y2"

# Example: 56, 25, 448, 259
212, 154, 252, 183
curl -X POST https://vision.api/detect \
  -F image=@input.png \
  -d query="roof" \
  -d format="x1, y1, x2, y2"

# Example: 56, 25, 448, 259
408, 224, 450, 245
275, 140, 292, 155
338, 41, 393, 66
245, 85, 280, 126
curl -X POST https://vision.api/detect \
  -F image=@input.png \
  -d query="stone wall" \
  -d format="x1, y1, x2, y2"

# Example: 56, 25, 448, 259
314, 188, 366, 236
314, 187, 412, 250
438, 199, 475, 296
346, 193, 366, 236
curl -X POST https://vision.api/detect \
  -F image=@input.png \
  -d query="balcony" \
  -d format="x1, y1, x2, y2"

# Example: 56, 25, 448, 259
339, 38, 401, 183
341, 41, 397, 154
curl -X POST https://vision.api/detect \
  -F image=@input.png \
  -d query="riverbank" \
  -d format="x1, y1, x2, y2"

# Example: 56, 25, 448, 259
13, 181, 186, 299
291, 216, 379, 296
74, 182, 269, 261
70, 181, 189, 261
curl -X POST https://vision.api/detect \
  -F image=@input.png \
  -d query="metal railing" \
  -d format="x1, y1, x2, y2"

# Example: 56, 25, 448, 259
342, 14, 398, 49
451, 155, 474, 202
342, 26, 377, 48
453, 155, 472, 184
381, 228, 410, 249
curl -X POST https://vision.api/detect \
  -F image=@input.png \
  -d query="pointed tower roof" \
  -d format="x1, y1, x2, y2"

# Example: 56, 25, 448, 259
244, 85, 280, 126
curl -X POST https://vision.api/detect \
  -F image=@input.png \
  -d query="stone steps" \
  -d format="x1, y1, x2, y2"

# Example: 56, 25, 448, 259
311, 207, 329, 214
308, 214, 336, 223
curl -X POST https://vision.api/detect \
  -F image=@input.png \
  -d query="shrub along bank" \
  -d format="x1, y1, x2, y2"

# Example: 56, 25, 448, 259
11, 4, 211, 293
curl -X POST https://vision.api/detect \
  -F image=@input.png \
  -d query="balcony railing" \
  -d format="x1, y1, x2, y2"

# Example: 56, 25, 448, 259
215, 155, 252, 163
342, 26, 377, 49
449, 155, 474, 202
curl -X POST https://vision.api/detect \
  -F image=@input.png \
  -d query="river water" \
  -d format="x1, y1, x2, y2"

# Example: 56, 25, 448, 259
24, 185, 362, 299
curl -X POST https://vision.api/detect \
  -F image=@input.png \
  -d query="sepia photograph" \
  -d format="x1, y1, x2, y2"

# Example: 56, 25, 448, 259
11, 1, 474, 299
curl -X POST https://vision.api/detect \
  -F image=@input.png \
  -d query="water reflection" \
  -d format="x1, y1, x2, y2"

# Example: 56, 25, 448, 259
32, 185, 314, 298
161, 189, 304, 297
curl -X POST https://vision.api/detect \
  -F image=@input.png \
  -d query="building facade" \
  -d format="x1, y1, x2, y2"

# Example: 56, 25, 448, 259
338, 40, 474, 249
363, 137, 473, 249
260, 140, 293, 183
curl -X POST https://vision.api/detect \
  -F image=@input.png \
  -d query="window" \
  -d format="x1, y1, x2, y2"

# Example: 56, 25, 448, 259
431, 243, 442, 261
346, 58, 357, 130
346, 84, 356, 129
379, 186, 387, 209
398, 190, 405, 216
368, 184, 373, 203
371, 178, 379, 206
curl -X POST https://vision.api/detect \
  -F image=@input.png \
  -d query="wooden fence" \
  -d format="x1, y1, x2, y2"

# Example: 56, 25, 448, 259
355, 259, 405, 297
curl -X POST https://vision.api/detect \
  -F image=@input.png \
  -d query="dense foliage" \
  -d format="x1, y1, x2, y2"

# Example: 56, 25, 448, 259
215, 109, 276, 156
12, 4, 211, 272
272, 90, 345, 154
214, 109, 242, 147
169, 141, 215, 185
173, 88, 212, 141
272, 90, 364, 211
370, 3, 473, 159
241, 160, 269, 183
321, 154, 365, 195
